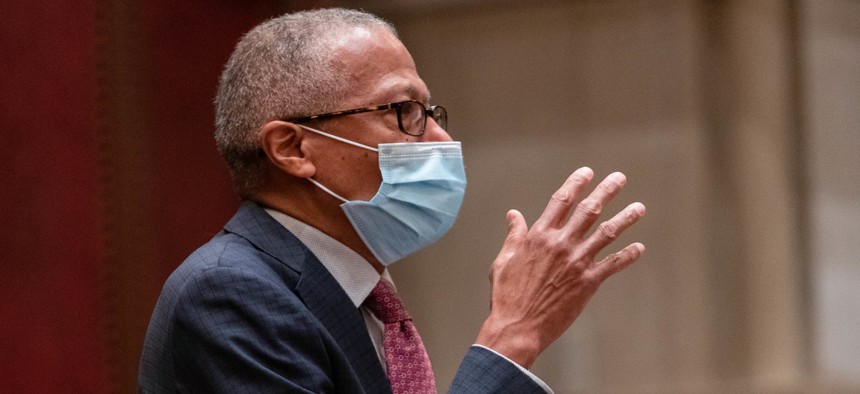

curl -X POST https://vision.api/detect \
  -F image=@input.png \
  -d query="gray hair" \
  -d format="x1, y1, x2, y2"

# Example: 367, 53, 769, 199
214, 8, 397, 198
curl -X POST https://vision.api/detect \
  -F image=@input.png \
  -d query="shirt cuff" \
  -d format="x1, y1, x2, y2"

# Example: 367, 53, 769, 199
470, 344, 554, 394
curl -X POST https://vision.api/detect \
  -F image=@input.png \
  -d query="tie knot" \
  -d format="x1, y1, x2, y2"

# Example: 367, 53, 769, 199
364, 279, 411, 324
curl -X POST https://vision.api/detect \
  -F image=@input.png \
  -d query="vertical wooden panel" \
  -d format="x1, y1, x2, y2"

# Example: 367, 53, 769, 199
0, 0, 109, 392
94, 1, 159, 392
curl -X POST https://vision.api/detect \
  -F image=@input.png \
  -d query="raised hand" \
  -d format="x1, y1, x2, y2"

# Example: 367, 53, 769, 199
475, 167, 646, 368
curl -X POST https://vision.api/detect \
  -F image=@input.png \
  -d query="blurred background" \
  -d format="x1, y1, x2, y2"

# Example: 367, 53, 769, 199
1, 0, 858, 392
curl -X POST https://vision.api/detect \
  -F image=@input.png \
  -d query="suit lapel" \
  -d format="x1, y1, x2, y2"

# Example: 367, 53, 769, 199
296, 255, 391, 394
224, 201, 390, 393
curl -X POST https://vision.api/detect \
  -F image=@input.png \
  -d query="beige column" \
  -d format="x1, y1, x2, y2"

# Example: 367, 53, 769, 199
701, 0, 805, 389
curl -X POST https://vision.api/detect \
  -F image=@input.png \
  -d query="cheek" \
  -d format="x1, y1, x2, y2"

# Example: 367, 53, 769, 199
334, 150, 382, 200
343, 151, 376, 170
357, 152, 383, 190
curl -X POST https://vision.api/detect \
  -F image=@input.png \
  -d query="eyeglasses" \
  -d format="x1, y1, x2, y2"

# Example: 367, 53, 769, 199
283, 100, 447, 136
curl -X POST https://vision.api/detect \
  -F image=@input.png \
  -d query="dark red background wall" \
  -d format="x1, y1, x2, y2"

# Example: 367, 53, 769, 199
0, 0, 328, 392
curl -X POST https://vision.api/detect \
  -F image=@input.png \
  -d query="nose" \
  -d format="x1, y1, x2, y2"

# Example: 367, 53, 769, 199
422, 118, 453, 142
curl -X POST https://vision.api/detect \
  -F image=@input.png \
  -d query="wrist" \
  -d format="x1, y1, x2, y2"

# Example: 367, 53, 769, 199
475, 316, 541, 369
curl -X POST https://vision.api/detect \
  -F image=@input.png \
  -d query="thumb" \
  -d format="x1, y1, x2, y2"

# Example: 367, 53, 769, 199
504, 209, 527, 245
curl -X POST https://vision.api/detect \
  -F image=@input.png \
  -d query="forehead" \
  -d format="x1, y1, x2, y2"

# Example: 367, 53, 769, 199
329, 27, 430, 106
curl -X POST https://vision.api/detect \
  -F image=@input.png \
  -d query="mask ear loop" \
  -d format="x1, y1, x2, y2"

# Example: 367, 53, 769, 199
307, 178, 350, 204
296, 125, 378, 204
298, 125, 379, 152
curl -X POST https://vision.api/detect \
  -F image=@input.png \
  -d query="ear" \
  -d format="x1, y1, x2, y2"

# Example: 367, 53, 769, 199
258, 121, 315, 178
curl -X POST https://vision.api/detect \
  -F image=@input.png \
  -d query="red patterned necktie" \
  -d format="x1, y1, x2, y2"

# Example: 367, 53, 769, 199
364, 279, 437, 394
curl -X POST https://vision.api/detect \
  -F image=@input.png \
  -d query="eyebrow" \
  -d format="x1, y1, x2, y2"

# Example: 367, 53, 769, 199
403, 84, 431, 104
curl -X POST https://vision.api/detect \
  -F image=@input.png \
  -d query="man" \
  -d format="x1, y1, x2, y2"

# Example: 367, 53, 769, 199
139, 8, 646, 393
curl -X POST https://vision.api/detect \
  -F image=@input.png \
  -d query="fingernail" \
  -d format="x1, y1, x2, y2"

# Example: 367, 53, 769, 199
610, 172, 626, 185
577, 167, 594, 180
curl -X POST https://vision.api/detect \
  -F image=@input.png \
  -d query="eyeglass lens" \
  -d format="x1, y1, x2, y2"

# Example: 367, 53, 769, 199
431, 106, 447, 131
401, 101, 449, 135
400, 101, 424, 135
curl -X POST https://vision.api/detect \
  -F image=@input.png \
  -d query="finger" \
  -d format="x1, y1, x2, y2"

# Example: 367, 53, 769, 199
567, 172, 627, 238
593, 242, 645, 282
581, 202, 646, 254
534, 167, 594, 229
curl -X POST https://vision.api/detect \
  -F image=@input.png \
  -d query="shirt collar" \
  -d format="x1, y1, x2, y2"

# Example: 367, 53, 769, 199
264, 208, 389, 307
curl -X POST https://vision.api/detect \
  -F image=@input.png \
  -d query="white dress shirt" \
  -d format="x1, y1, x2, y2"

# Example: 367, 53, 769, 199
265, 208, 552, 393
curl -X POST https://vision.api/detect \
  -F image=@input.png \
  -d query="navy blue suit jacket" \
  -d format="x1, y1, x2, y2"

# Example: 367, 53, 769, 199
138, 201, 545, 393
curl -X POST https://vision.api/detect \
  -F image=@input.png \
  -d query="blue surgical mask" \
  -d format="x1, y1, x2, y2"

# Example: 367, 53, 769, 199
300, 125, 467, 266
